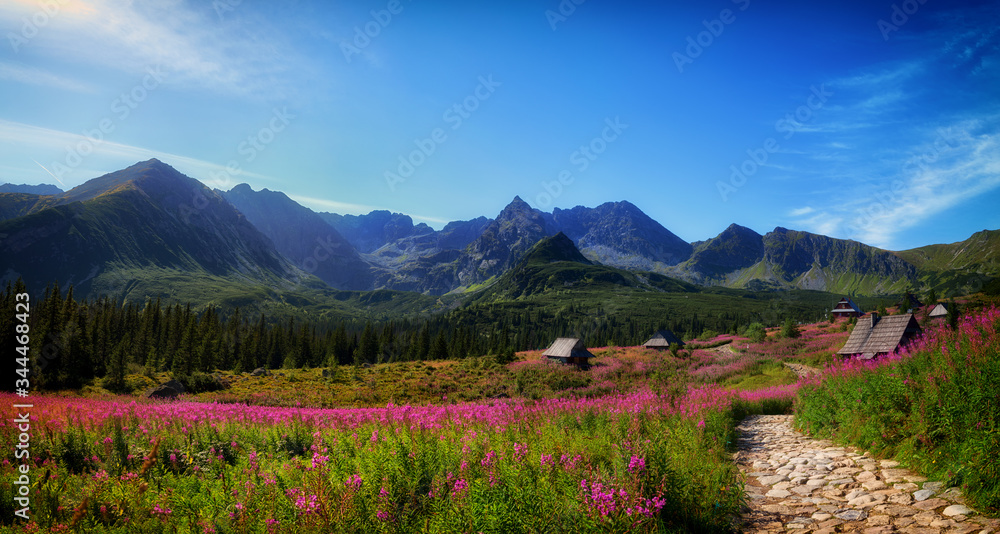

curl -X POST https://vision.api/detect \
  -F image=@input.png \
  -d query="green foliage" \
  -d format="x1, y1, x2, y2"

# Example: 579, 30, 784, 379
178, 372, 228, 394
795, 307, 1000, 513
5, 395, 758, 533
697, 329, 719, 342
780, 318, 800, 339
744, 323, 767, 343
495, 345, 516, 365
985, 277, 1000, 297
926, 287, 938, 305
946, 299, 961, 330
721, 360, 796, 391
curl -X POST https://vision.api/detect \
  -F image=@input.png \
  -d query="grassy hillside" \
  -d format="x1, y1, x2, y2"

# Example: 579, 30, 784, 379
87, 265, 446, 321
0, 192, 57, 221
895, 229, 1000, 296
77, 314, 851, 409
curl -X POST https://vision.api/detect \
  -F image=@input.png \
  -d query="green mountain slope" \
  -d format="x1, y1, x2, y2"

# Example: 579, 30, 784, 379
0, 159, 307, 300
451, 234, 853, 345
0, 192, 57, 222
895, 229, 1000, 294
666, 225, 918, 295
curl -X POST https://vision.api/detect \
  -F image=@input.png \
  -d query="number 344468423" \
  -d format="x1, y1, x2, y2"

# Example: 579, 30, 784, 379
15, 292, 29, 380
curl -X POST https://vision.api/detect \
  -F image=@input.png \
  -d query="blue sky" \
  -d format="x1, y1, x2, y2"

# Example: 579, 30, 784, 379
1, 0, 997, 250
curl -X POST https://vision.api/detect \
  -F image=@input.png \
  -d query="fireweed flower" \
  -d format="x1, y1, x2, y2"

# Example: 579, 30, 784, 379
451, 478, 468, 498
627, 456, 645, 474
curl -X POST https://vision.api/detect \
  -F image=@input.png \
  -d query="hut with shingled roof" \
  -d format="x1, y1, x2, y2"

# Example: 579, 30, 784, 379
643, 330, 685, 350
542, 337, 595, 366
836, 312, 922, 360
928, 303, 948, 320
830, 297, 864, 319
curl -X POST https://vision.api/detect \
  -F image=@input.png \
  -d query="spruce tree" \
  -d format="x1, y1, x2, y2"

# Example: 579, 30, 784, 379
105, 334, 130, 393
430, 330, 449, 360
173, 316, 197, 378
946, 299, 961, 330
417, 324, 431, 361
355, 323, 378, 365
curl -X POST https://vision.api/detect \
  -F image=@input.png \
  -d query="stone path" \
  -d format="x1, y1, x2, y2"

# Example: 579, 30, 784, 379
734, 415, 999, 534
783, 362, 821, 378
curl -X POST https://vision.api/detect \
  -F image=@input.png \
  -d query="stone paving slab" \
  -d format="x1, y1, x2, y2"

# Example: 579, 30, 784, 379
734, 415, 999, 534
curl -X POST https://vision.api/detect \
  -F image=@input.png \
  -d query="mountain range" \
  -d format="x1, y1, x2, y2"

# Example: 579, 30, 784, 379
1, 159, 997, 304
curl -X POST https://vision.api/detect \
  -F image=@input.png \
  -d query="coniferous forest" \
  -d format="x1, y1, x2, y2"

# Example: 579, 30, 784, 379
1, 277, 835, 394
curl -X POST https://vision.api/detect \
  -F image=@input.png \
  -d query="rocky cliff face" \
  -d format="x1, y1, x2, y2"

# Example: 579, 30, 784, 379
221, 184, 375, 290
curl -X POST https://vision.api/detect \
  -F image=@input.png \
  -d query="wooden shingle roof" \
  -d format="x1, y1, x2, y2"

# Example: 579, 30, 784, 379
543, 337, 594, 359
643, 330, 684, 348
837, 313, 922, 359
831, 297, 863, 315
929, 303, 948, 318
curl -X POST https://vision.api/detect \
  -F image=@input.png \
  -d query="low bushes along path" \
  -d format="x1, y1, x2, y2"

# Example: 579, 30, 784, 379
734, 415, 1000, 533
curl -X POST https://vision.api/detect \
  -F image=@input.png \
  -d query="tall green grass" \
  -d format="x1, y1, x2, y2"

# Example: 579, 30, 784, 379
795, 307, 1000, 513
0, 386, 795, 533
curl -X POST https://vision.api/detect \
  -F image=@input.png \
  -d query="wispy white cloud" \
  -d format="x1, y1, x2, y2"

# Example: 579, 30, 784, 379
796, 117, 1000, 248
789, 206, 814, 217
0, 119, 285, 189
833, 61, 922, 90
286, 194, 383, 216
288, 194, 450, 227
797, 213, 843, 238
0, 62, 95, 93
0, 0, 307, 99
410, 214, 452, 226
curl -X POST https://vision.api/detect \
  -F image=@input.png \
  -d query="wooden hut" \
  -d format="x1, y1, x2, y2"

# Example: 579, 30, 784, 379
830, 297, 864, 319
643, 330, 685, 350
836, 313, 922, 360
928, 303, 948, 319
543, 337, 595, 365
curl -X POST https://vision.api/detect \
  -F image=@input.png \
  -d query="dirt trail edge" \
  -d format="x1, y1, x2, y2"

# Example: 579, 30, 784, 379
733, 414, 1000, 534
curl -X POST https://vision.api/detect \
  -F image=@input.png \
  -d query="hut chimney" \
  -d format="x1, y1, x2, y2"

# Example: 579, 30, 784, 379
870, 312, 879, 328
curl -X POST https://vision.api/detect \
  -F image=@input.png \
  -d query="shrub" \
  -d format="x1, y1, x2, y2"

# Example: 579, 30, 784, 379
179, 372, 228, 394
744, 323, 767, 343
697, 329, 719, 342
781, 318, 800, 339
